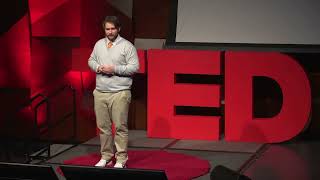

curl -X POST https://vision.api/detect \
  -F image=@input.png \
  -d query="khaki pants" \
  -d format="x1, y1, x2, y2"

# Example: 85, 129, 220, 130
93, 89, 131, 164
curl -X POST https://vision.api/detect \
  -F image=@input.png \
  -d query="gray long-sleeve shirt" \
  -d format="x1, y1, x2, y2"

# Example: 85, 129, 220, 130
88, 35, 139, 92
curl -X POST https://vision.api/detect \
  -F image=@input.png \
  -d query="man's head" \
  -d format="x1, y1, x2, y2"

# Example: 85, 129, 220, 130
102, 16, 121, 42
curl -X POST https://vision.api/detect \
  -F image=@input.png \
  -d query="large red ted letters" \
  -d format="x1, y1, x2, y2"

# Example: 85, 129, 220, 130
147, 50, 221, 140
147, 50, 311, 143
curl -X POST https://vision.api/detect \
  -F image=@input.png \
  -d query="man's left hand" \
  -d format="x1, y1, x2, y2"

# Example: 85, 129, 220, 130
101, 64, 115, 74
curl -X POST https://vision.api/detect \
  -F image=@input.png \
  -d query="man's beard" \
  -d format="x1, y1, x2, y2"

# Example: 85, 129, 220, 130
107, 34, 118, 42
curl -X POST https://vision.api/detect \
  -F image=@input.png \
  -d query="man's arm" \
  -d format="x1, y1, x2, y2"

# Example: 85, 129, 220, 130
114, 45, 139, 76
88, 44, 101, 73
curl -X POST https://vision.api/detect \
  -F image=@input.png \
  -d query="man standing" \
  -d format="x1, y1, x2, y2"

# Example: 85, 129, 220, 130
88, 16, 139, 168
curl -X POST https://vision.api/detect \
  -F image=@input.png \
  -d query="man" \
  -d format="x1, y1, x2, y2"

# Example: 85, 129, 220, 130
88, 16, 139, 168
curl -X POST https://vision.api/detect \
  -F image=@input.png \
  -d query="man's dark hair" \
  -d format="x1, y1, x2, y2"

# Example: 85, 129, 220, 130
102, 16, 121, 30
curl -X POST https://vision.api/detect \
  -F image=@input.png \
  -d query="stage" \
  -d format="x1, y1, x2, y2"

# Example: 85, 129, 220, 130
20, 130, 318, 179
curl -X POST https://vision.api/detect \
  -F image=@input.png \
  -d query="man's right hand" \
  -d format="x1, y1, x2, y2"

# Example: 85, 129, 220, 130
97, 65, 103, 73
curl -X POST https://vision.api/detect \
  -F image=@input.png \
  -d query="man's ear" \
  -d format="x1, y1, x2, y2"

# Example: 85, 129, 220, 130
118, 27, 121, 32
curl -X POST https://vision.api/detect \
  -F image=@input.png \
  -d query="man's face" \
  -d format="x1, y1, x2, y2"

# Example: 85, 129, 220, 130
105, 22, 120, 42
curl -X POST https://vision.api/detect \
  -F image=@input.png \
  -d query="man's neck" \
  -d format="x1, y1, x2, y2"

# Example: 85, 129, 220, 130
109, 35, 119, 42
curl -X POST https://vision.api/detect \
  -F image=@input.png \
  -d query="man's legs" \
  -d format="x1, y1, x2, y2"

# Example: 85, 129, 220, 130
93, 90, 114, 163
111, 90, 131, 166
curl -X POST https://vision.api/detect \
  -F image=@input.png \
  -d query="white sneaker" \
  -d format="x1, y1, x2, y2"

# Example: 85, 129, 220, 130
95, 159, 112, 167
113, 162, 126, 168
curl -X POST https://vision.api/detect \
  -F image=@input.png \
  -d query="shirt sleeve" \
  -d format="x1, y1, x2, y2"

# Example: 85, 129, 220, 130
88, 43, 100, 73
114, 44, 139, 76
